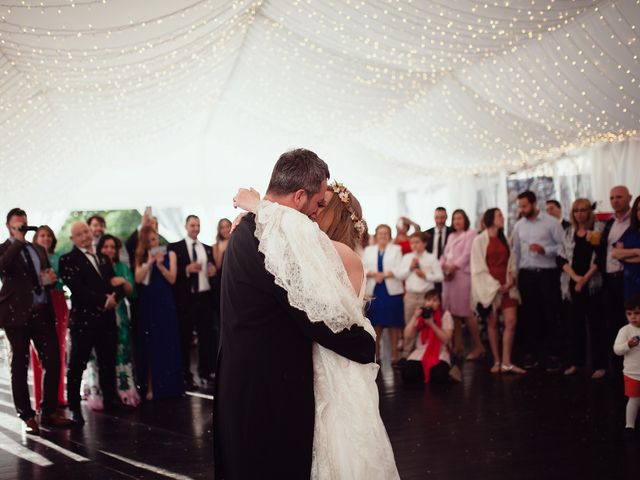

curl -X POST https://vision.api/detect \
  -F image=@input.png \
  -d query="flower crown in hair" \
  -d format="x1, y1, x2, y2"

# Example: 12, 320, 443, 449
330, 181, 366, 235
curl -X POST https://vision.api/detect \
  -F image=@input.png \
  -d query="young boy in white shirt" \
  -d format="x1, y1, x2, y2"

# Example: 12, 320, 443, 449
613, 293, 640, 439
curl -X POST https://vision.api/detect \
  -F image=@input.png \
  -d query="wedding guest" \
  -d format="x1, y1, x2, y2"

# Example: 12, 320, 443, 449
471, 208, 524, 374
363, 224, 404, 364
512, 190, 564, 370
0, 209, 72, 434
546, 199, 571, 230
612, 195, 640, 300
557, 199, 606, 379
440, 209, 482, 359
135, 226, 184, 400
424, 207, 453, 292
212, 218, 231, 373
613, 293, 640, 439
87, 215, 106, 251
597, 185, 633, 378
125, 213, 159, 268
60, 221, 127, 425
395, 232, 444, 358
357, 220, 370, 256
124, 213, 159, 352
168, 215, 217, 390
394, 217, 421, 255
213, 218, 232, 270
424, 207, 453, 260
31, 225, 68, 410
98, 234, 140, 406
402, 290, 454, 384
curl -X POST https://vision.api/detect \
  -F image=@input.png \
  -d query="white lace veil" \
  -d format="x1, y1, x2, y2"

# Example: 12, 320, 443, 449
254, 200, 374, 338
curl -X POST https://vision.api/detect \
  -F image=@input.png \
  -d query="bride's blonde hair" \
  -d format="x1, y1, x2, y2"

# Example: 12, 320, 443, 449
319, 183, 364, 250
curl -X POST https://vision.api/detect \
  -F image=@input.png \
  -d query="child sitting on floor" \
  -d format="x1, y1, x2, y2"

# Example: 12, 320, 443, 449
613, 293, 640, 439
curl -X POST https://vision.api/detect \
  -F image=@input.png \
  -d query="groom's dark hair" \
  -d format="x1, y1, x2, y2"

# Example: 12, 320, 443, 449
266, 148, 330, 196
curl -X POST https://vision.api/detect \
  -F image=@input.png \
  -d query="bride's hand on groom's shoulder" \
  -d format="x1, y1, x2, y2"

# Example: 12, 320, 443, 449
229, 212, 247, 235
233, 187, 260, 212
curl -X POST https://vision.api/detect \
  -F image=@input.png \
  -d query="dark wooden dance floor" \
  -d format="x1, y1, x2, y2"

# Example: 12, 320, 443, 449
1, 338, 640, 479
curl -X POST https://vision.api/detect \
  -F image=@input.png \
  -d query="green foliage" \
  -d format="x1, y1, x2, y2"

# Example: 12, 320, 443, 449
55, 210, 168, 255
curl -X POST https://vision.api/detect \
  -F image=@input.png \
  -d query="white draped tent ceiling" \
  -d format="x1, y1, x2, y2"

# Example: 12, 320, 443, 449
1, 0, 639, 214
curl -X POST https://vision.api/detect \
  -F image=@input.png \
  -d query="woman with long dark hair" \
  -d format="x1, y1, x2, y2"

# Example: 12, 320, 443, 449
97, 234, 140, 405
471, 208, 524, 374
31, 225, 68, 408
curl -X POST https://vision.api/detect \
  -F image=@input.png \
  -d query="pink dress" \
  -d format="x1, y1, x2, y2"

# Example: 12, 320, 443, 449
440, 229, 476, 317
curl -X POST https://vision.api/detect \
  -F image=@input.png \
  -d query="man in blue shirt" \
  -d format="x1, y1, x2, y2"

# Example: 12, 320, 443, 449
512, 191, 565, 370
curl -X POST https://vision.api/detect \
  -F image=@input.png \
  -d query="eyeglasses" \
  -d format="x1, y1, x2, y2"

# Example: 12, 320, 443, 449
572, 208, 590, 213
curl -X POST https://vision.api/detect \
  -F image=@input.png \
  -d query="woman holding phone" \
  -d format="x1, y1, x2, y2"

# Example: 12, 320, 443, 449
134, 226, 184, 400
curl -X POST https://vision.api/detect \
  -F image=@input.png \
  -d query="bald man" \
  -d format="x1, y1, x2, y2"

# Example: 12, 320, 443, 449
60, 221, 127, 425
597, 185, 633, 380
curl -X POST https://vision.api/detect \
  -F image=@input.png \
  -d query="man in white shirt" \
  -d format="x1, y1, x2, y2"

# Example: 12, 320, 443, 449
423, 207, 453, 292
511, 190, 565, 370
394, 232, 444, 357
168, 215, 217, 390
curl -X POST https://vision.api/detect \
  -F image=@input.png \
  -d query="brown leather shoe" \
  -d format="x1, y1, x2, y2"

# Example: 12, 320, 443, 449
24, 417, 40, 435
40, 411, 73, 428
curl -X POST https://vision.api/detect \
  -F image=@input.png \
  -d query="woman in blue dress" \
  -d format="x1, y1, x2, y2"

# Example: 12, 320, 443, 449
613, 196, 640, 299
134, 226, 185, 400
362, 224, 405, 364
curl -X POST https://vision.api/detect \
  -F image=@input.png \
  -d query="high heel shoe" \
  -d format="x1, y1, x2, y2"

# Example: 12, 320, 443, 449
490, 362, 501, 374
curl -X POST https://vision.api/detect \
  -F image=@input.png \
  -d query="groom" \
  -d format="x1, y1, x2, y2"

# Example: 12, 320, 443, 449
214, 149, 376, 479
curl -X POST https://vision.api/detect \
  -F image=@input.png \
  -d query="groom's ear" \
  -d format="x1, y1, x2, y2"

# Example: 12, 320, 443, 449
292, 189, 307, 207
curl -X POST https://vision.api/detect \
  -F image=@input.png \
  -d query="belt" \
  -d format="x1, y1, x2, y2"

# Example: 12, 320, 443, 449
31, 303, 48, 312
520, 268, 555, 273
606, 271, 624, 279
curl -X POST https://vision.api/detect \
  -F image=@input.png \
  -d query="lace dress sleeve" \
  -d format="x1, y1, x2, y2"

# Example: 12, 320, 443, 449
254, 200, 374, 337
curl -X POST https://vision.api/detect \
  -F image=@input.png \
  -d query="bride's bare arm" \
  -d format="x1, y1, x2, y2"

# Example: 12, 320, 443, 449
332, 241, 364, 297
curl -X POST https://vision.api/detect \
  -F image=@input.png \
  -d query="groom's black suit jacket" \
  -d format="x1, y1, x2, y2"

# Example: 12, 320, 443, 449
213, 214, 375, 479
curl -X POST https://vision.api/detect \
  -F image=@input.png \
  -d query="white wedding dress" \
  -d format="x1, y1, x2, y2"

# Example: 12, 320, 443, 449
254, 201, 400, 480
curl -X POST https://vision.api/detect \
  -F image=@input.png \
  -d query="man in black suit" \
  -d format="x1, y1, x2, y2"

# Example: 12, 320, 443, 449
596, 185, 633, 380
423, 206, 453, 291
168, 215, 217, 390
214, 149, 375, 479
0, 208, 72, 435
60, 221, 127, 425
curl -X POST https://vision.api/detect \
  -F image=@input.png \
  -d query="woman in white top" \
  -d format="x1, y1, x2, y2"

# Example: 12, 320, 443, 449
363, 225, 405, 364
395, 231, 444, 357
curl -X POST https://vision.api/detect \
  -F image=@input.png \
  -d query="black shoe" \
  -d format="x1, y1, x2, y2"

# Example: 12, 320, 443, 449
70, 409, 85, 426
185, 382, 199, 392
624, 427, 635, 440
24, 417, 40, 435
523, 355, 539, 370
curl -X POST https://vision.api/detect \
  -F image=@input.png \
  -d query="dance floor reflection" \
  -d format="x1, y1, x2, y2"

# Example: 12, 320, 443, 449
2, 340, 640, 479
0, 347, 213, 479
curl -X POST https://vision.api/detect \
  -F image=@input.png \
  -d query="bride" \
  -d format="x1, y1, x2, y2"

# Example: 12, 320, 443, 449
235, 182, 399, 479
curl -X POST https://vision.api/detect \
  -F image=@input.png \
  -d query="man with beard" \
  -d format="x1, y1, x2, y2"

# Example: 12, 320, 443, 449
511, 190, 564, 370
